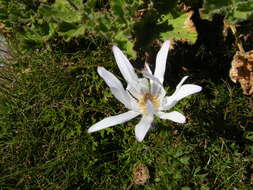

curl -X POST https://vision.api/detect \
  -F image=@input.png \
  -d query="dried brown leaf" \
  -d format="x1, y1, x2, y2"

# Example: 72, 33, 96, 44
229, 50, 253, 95
133, 163, 149, 185
183, 11, 196, 32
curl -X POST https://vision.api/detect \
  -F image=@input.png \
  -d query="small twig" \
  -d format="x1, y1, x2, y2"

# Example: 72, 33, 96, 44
125, 181, 134, 190
66, 0, 79, 10
229, 24, 245, 54
0, 48, 8, 54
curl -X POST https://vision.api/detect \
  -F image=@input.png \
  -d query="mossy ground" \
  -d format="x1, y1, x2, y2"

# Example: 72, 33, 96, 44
0, 36, 252, 190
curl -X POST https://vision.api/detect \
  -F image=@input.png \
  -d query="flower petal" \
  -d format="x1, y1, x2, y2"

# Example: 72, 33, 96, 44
174, 84, 202, 101
154, 40, 170, 84
88, 111, 140, 133
143, 71, 163, 87
161, 96, 177, 110
112, 46, 139, 85
156, 111, 186, 123
144, 62, 152, 74
97, 67, 138, 110
161, 76, 201, 110
152, 80, 165, 97
127, 78, 149, 99
138, 78, 150, 94
146, 100, 155, 114
97, 67, 124, 89
126, 84, 140, 99
174, 76, 189, 94
142, 71, 166, 99
110, 87, 138, 110
135, 114, 154, 142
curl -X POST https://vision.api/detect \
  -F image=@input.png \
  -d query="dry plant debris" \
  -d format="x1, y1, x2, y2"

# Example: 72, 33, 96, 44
184, 11, 196, 32
133, 163, 150, 185
230, 50, 253, 95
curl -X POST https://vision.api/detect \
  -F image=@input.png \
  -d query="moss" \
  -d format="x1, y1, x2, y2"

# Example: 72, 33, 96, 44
0, 1, 253, 189
0, 42, 252, 189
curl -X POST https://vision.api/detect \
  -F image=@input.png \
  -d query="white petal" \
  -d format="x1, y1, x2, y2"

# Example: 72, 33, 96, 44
174, 76, 189, 95
88, 111, 140, 133
161, 96, 178, 110
154, 40, 170, 84
156, 111, 186, 123
97, 67, 123, 89
142, 71, 166, 99
146, 100, 154, 114
151, 80, 164, 96
135, 114, 154, 142
127, 78, 149, 99
174, 84, 202, 101
112, 46, 139, 85
142, 71, 162, 86
138, 78, 149, 94
145, 62, 152, 74
158, 85, 166, 99
127, 94, 140, 111
168, 76, 202, 101
143, 72, 160, 95
110, 87, 137, 110
97, 67, 138, 110
127, 84, 140, 99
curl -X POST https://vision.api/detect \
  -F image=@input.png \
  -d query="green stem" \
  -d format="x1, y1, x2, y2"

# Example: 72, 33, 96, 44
66, 0, 79, 10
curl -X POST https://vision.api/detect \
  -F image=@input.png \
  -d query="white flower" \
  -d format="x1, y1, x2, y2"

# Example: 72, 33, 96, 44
88, 40, 202, 142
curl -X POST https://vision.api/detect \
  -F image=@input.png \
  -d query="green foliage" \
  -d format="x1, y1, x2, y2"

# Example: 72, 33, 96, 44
0, 0, 200, 57
1, 0, 253, 56
160, 12, 197, 43
203, 0, 253, 22
0, 0, 144, 57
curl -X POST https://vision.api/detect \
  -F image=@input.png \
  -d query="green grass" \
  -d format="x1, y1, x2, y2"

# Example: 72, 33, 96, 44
0, 42, 252, 190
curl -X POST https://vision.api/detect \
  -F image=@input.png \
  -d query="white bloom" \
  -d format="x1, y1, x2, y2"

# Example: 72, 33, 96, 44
88, 40, 202, 142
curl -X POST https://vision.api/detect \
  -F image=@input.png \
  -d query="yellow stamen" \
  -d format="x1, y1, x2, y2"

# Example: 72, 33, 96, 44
138, 93, 160, 114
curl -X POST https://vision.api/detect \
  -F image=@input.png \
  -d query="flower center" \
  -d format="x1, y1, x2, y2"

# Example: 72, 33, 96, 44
138, 93, 160, 114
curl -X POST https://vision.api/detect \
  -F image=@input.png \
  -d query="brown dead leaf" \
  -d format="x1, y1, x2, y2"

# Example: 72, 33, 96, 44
133, 163, 149, 185
183, 11, 196, 33
229, 50, 253, 95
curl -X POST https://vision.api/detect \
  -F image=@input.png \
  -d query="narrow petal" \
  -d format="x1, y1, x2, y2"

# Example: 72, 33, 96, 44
127, 78, 149, 99
146, 100, 155, 114
156, 111, 186, 123
174, 76, 189, 95
135, 114, 154, 142
110, 87, 137, 110
174, 84, 202, 101
161, 76, 201, 110
127, 91, 140, 111
151, 80, 165, 97
161, 96, 177, 110
97, 67, 123, 89
142, 71, 162, 86
88, 111, 140, 133
138, 78, 150, 94
112, 46, 139, 85
97, 67, 138, 110
127, 84, 140, 99
144, 62, 152, 74
143, 71, 163, 87
142, 71, 165, 98
154, 40, 170, 84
